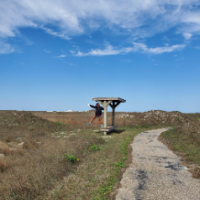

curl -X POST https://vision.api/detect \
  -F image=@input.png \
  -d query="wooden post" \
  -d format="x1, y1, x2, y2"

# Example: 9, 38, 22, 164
112, 106, 115, 126
100, 100, 111, 129
103, 101, 107, 128
110, 101, 120, 127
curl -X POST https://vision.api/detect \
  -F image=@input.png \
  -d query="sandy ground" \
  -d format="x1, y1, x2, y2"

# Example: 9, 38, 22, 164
115, 128, 200, 200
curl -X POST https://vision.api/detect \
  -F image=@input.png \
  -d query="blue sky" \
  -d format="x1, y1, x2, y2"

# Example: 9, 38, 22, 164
0, 0, 200, 113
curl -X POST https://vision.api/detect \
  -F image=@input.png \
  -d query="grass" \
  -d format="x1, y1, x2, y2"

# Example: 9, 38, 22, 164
159, 124, 200, 178
0, 121, 167, 199
43, 126, 160, 200
2, 110, 200, 199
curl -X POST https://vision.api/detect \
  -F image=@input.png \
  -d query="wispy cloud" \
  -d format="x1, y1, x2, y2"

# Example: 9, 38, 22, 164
75, 43, 186, 56
0, 41, 15, 54
183, 33, 192, 40
1, 0, 200, 40
57, 54, 66, 58
69, 63, 77, 66
44, 50, 51, 53
40, 26, 70, 40
133, 43, 186, 54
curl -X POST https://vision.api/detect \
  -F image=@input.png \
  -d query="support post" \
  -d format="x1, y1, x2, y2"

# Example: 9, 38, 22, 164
102, 100, 112, 128
103, 101, 107, 128
109, 101, 120, 127
112, 107, 115, 126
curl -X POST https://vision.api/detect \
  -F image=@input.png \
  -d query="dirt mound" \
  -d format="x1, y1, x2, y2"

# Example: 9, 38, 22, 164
0, 111, 69, 142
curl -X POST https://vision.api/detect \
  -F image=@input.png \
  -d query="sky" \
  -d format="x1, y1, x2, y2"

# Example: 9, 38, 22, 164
0, 0, 200, 113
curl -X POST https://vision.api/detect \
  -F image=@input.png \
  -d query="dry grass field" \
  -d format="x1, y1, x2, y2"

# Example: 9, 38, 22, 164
0, 111, 152, 199
0, 110, 199, 199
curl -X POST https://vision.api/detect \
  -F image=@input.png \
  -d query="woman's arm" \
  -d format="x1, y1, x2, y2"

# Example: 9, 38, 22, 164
89, 104, 96, 109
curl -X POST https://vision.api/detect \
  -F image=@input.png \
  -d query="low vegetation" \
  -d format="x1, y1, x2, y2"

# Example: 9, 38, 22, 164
159, 116, 200, 178
0, 110, 200, 199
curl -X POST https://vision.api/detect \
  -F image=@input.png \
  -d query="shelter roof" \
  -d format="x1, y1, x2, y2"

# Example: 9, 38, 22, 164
92, 97, 126, 103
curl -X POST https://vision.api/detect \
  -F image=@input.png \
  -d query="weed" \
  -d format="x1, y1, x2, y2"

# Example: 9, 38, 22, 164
55, 122, 62, 125
113, 162, 125, 168
29, 126, 35, 131
136, 125, 141, 129
62, 154, 78, 163
89, 145, 101, 151
198, 117, 200, 122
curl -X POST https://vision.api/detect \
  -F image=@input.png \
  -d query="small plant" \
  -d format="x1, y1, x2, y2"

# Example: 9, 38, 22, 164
89, 145, 101, 151
29, 126, 35, 131
136, 125, 141, 129
198, 117, 200, 122
62, 154, 79, 163
55, 122, 62, 125
113, 162, 125, 168
144, 125, 149, 128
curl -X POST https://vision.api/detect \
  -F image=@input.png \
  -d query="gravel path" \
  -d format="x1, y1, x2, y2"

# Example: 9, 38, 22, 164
116, 128, 200, 200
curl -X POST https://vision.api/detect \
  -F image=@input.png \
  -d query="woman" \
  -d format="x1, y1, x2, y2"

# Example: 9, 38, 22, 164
88, 103, 104, 127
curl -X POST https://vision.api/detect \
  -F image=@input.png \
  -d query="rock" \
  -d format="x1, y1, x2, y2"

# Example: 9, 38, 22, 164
69, 133, 76, 136
59, 132, 65, 135
102, 136, 112, 138
36, 142, 42, 144
77, 129, 81, 133
0, 154, 5, 159
63, 136, 67, 138
16, 137, 23, 142
18, 142, 24, 147
66, 133, 77, 138
9, 148, 17, 151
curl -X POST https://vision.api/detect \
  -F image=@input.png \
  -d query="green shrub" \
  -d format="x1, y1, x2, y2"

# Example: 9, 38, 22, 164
62, 154, 78, 163
89, 145, 101, 151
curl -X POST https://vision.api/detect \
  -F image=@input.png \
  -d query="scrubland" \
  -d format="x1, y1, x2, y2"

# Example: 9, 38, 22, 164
0, 110, 199, 199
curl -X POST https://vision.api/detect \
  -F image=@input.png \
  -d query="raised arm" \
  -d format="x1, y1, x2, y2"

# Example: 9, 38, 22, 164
88, 104, 96, 109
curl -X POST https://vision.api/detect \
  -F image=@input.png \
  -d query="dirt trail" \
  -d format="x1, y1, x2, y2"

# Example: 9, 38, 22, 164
115, 128, 200, 200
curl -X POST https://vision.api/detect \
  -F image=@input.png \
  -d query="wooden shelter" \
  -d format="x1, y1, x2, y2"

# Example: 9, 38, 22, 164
92, 97, 126, 135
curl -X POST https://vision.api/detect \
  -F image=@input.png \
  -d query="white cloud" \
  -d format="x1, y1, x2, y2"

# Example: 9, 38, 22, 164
183, 33, 192, 40
1, 0, 200, 40
44, 50, 51, 53
132, 43, 186, 54
75, 43, 186, 56
57, 54, 66, 58
40, 26, 70, 40
0, 41, 15, 54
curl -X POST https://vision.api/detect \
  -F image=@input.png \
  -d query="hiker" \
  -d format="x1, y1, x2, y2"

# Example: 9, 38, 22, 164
88, 103, 105, 127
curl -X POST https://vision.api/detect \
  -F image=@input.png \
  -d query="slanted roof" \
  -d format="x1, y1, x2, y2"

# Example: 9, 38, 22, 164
92, 97, 126, 103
